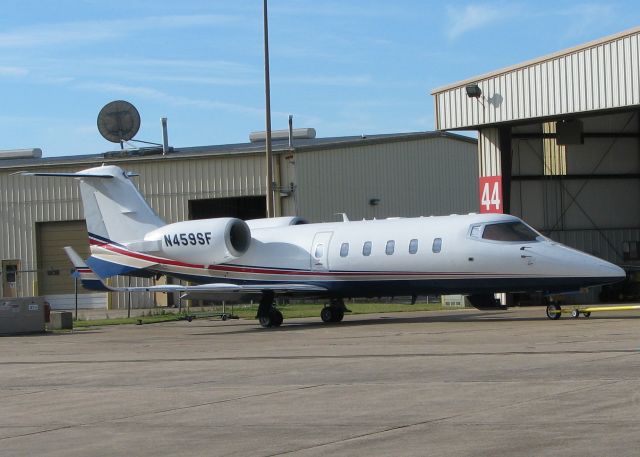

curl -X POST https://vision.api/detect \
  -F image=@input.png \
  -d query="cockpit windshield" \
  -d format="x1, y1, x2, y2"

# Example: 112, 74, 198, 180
481, 221, 541, 242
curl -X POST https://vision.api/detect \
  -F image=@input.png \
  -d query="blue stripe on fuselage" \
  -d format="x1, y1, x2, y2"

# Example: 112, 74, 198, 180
86, 256, 142, 278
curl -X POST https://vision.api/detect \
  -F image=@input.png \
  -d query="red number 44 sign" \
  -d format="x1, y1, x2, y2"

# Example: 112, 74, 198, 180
479, 176, 502, 213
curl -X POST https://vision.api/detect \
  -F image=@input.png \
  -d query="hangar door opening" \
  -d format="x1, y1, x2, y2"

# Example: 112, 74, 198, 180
36, 221, 91, 296
189, 196, 266, 220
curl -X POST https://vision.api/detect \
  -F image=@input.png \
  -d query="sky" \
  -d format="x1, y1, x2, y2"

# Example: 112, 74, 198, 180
1, 0, 639, 157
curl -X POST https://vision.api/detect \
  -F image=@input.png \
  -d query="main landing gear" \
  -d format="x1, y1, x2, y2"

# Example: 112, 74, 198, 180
256, 295, 351, 328
256, 291, 283, 328
320, 298, 350, 323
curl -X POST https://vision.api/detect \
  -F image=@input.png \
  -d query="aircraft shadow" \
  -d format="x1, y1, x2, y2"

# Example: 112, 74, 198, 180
184, 310, 562, 336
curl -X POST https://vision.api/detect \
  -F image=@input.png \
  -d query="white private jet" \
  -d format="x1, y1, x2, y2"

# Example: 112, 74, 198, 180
22, 165, 625, 327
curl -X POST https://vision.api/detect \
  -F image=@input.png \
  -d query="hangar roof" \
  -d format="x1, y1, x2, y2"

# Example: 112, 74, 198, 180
0, 130, 475, 170
432, 26, 640, 130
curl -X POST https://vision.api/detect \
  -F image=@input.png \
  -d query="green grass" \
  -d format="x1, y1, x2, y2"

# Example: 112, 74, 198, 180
227, 302, 449, 319
73, 313, 187, 328
70, 302, 459, 328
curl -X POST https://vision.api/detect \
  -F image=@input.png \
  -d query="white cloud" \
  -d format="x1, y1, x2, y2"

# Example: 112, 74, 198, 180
0, 15, 237, 48
0, 66, 29, 76
446, 3, 520, 39
79, 82, 266, 116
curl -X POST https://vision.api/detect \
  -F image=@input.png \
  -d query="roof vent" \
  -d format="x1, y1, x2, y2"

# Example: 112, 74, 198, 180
0, 148, 42, 160
250, 128, 316, 143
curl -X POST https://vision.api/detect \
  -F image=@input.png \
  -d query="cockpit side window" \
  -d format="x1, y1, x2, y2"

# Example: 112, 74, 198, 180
481, 221, 540, 242
469, 224, 482, 238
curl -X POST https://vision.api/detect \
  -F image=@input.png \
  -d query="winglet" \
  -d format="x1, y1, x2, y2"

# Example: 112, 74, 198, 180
64, 247, 111, 291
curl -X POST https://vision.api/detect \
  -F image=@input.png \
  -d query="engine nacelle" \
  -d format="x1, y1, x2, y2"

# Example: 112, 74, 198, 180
143, 218, 251, 265
246, 216, 307, 229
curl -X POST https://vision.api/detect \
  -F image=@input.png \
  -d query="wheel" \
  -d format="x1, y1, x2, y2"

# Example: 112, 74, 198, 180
259, 314, 272, 328
320, 306, 333, 323
332, 308, 344, 322
583, 311, 591, 318
270, 309, 283, 327
546, 304, 562, 320
221, 315, 227, 321
571, 309, 580, 318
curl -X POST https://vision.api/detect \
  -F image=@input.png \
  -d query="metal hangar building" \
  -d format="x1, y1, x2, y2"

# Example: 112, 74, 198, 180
432, 26, 640, 302
0, 131, 477, 309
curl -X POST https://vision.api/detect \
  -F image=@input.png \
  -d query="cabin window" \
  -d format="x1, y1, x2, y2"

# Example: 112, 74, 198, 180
482, 221, 539, 242
314, 244, 324, 258
362, 241, 372, 256
469, 224, 482, 238
409, 239, 418, 254
385, 240, 395, 255
432, 238, 442, 253
340, 242, 349, 257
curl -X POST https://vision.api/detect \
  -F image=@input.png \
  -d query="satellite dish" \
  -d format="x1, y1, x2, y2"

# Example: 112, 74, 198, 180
97, 100, 141, 143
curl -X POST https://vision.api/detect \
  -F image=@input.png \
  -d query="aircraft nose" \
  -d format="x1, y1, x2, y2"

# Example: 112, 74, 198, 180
599, 262, 626, 280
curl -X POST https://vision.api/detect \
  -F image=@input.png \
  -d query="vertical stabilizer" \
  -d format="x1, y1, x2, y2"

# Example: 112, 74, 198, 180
76, 165, 164, 243
20, 165, 164, 244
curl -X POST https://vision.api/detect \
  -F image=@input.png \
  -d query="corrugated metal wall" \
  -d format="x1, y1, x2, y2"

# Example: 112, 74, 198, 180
293, 137, 478, 222
434, 28, 640, 130
1, 166, 83, 301
0, 154, 267, 308
1, 137, 477, 308
478, 128, 501, 177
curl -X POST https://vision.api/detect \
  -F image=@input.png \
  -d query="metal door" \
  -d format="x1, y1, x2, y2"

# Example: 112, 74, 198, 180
310, 232, 333, 271
2, 260, 20, 298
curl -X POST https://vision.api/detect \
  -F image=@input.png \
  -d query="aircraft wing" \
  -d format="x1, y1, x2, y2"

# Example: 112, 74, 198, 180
101, 281, 326, 295
64, 246, 327, 296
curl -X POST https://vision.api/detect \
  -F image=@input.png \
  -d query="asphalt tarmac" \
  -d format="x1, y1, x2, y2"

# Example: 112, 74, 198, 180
1, 307, 639, 456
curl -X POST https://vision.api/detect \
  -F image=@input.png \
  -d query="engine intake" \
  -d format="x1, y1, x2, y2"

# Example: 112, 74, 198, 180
143, 218, 251, 265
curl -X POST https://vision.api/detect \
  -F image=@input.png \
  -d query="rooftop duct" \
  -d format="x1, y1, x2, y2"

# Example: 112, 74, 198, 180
250, 128, 316, 143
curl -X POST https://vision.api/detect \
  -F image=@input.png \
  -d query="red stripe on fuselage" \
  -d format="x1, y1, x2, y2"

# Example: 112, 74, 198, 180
88, 239, 533, 279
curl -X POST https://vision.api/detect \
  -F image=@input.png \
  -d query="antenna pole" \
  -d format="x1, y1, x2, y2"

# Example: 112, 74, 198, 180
263, 0, 274, 218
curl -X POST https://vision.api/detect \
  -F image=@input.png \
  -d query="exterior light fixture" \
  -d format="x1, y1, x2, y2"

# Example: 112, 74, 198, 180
465, 84, 482, 98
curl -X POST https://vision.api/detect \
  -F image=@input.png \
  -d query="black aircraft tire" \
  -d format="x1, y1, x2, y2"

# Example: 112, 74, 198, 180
583, 311, 591, 318
332, 308, 344, 322
546, 304, 562, 320
271, 309, 283, 327
259, 315, 272, 328
320, 307, 333, 323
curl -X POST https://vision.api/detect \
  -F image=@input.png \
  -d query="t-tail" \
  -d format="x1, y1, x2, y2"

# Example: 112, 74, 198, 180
20, 165, 165, 277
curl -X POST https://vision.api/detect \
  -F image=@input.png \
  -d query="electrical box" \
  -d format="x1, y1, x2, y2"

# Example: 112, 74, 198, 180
0, 297, 46, 335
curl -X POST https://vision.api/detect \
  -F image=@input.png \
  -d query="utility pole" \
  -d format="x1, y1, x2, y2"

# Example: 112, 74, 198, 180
263, 0, 274, 217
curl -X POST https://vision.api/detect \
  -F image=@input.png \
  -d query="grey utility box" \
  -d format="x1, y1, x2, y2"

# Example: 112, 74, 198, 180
0, 297, 46, 335
49, 311, 73, 330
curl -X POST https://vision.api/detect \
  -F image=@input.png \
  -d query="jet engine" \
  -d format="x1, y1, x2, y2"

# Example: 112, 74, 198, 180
141, 218, 251, 265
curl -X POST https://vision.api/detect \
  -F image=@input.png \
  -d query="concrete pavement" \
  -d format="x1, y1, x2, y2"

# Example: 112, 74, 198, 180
1, 307, 639, 456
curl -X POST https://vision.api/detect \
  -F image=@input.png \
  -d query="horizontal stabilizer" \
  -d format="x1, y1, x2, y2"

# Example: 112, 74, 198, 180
64, 247, 111, 291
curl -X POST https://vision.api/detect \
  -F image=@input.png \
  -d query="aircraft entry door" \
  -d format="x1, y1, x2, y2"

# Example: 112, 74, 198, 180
310, 232, 333, 272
